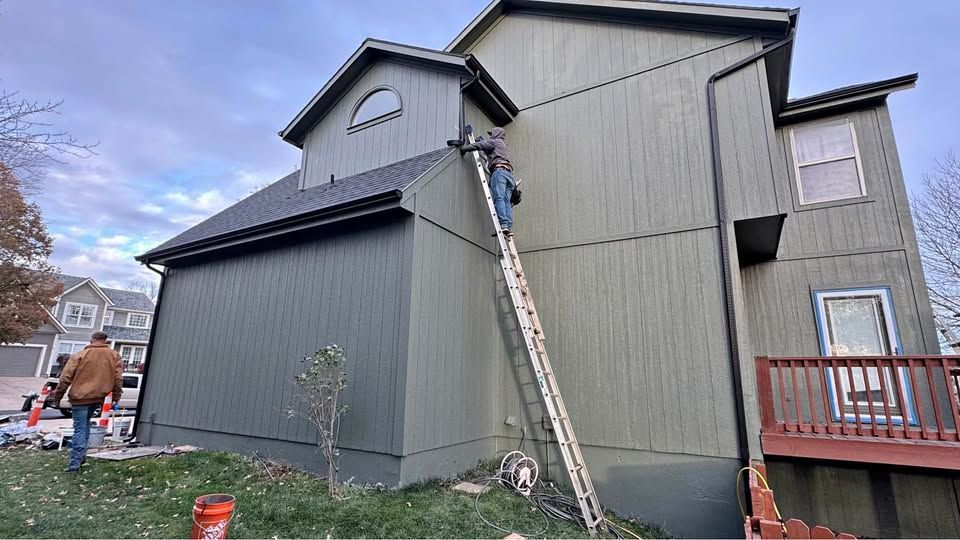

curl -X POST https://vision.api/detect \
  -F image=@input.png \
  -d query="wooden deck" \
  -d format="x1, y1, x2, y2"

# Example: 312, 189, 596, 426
755, 355, 960, 469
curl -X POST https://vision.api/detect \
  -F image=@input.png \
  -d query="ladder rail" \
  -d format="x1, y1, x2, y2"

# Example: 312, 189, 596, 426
464, 133, 605, 536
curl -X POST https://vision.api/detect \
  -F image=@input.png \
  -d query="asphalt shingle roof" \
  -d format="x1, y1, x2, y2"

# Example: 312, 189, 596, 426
103, 325, 151, 342
58, 274, 155, 312
140, 147, 453, 259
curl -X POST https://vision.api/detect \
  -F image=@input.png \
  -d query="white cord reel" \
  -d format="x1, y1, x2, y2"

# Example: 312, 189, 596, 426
499, 450, 539, 496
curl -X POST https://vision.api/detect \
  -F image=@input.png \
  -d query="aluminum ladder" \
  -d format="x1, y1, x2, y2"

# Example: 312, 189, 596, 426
463, 128, 605, 536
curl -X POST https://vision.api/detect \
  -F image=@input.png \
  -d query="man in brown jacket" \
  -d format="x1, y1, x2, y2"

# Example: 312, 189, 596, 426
52, 331, 123, 472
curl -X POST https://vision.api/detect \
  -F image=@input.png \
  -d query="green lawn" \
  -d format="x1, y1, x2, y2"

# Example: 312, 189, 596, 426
0, 447, 665, 539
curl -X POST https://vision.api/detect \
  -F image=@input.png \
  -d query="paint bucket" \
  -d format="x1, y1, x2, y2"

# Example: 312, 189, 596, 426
191, 494, 236, 539
88, 426, 107, 447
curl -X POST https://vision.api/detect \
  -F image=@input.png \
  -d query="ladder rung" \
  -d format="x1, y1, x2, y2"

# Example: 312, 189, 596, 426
579, 490, 593, 499
552, 415, 568, 421
569, 464, 583, 472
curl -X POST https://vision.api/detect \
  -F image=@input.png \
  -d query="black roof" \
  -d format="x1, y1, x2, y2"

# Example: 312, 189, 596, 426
103, 325, 151, 342
139, 147, 453, 261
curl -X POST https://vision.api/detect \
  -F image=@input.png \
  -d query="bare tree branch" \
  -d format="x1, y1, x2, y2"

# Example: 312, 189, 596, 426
0, 90, 98, 191
913, 151, 960, 342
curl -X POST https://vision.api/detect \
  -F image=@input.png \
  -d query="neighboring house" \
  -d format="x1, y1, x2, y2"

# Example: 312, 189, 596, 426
0, 274, 156, 377
135, 2, 952, 537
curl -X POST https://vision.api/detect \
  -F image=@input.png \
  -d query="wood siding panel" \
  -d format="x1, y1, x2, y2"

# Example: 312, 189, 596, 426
404, 217, 500, 454
300, 61, 461, 189
497, 228, 738, 458
467, 13, 734, 109
141, 219, 412, 454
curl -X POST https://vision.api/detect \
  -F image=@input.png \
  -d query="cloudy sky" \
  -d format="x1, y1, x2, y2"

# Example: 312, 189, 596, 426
1, 1, 957, 288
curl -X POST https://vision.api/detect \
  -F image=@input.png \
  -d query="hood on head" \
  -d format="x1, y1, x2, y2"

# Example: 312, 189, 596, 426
487, 127, 506, 139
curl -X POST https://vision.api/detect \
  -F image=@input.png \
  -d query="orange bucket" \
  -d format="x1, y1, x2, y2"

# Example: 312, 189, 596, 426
191, 494, 236, 539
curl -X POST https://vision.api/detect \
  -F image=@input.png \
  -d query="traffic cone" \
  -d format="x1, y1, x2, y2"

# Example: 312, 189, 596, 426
26, 384, 50, 427
98, 392, 112, 428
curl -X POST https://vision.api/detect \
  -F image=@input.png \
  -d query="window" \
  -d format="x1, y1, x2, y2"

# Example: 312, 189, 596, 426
120, 345, 146, 370
813, 287, 915, 424
57, 341, 86, 356
122, 375, 140, 389
63, 302, 98, 328
103, 310, 114, 326
348, 87, 401, 129
127, 312, 150, 329
790, 120, 866, 205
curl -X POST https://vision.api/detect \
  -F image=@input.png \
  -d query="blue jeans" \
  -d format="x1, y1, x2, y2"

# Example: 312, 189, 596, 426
490, 168, 515, 230
69, 404, 97, 470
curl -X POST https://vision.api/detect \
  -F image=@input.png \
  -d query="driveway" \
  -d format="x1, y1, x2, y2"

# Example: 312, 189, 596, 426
0, 377, 45, 412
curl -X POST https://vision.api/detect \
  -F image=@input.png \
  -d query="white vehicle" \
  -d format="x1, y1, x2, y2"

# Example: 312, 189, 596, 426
36, 373, 141, 418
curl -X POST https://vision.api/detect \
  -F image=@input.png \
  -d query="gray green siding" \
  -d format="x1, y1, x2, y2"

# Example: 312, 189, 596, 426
743, 105, 938, 363
401, 151, 504, 456
140, 218, 414, 461
54, 282, 108, 342
300, 60, 462, 189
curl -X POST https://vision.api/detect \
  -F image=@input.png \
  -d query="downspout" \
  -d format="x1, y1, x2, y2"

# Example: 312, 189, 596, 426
706, 27, 796, 468
452, 69, 481, 145
128, 261, 167, 441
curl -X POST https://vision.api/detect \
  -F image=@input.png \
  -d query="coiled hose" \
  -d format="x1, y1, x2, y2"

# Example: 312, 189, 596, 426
473, 451, 641, 538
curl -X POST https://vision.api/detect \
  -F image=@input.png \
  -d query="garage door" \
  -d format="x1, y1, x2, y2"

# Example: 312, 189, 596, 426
0, 346, 42, 377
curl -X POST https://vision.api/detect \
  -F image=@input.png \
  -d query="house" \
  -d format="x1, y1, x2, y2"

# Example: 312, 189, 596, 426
0, 274, 156, 377
134, 1, 955, 537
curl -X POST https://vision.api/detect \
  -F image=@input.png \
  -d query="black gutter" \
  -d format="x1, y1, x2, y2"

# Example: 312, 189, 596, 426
128, 262, 167, 441
783, 73, 918, 111
706, 27, 796, 469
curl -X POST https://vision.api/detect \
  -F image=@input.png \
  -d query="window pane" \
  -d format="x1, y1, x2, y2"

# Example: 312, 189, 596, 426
350, 89, 400, 127
133, 348, 144, 363
798, 158, 862, 203
794, 123, 855, 163
824, 296, 890, 356
122, 376, 139, 389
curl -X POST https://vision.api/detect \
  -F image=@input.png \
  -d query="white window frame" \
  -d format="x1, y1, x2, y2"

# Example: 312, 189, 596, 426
63, 302, 98, 328
57, 340, 88, 356
103, 310, 114, 326
812, 287, 917, 426
126, 312, 151, 329
347, 86, 402, 132
119, 345, 147, 369
789, 119, 867, 205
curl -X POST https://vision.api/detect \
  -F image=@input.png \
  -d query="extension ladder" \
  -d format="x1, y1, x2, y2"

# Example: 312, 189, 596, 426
463, 129, 605, 536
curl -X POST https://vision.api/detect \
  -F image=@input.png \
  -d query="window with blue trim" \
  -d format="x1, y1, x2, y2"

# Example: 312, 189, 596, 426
812, 287, 916, 425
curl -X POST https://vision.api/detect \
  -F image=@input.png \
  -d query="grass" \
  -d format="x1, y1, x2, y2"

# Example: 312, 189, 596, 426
0, 447, 667, 539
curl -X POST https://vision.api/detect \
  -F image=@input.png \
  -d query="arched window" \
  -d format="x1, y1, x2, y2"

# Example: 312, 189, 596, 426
348, 87, 401, 130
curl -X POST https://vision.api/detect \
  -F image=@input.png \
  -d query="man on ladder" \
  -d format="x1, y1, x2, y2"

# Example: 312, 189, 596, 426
458, 127, 516, 235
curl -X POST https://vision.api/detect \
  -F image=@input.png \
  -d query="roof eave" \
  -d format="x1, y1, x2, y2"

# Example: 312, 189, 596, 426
446, 0, 793, 53
136, 191, 406, 265
280, 39, 471, 147
777, 73, 918, 125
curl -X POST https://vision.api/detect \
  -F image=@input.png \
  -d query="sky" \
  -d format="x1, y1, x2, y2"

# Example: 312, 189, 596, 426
1, 1, 957, 288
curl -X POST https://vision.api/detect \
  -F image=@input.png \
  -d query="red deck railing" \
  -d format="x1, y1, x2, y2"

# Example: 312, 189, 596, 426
755, 355, 960, 469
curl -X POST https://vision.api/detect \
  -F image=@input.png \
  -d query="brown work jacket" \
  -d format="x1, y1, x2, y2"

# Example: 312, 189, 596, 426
52, 344, 123, 406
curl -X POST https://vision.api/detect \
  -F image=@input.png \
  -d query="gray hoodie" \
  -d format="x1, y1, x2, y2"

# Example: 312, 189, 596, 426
462, 127, 512, 170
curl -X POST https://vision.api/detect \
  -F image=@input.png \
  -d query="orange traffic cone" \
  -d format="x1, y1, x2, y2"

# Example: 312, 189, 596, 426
26, 384, 50, 427
98, 392, 112, 428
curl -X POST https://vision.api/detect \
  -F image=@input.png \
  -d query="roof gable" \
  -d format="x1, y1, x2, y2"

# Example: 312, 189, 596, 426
58, 275, 114, 306
281, 39, 516, 147
447, 0, 793, 54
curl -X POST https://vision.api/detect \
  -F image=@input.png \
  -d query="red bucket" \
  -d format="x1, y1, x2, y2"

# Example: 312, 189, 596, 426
191, 493, 236, 539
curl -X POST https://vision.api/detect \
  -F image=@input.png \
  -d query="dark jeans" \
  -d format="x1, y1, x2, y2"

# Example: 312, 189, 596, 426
69, 404, 97, 470
490, 168, 515, 230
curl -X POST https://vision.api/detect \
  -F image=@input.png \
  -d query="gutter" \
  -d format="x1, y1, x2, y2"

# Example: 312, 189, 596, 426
706, 26, 796, 469
128, 262, 167, 441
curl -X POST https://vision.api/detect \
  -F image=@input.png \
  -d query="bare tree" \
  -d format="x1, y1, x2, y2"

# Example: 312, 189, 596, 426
0, 90, 97, 191
127, 278, 160, 301
913, 152, 960, 337
289, 344, 349, 496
